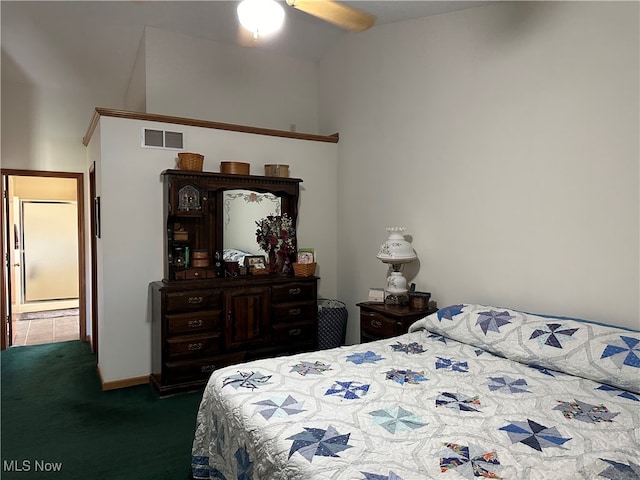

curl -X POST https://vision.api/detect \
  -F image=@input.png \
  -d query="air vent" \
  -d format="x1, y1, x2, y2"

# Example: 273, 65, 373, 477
142, 128, 184, 149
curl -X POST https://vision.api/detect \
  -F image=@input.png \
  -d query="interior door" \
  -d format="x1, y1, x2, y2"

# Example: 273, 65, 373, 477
0, 169, 87, 351
1, 176, 12, 348
21, 201, 79, 302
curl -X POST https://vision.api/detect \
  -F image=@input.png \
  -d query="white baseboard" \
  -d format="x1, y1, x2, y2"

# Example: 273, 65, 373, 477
97, 364, 150, 391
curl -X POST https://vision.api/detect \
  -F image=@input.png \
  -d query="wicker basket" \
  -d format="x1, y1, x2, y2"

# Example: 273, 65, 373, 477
177, 152, 204, 171
293, 262, 316, 277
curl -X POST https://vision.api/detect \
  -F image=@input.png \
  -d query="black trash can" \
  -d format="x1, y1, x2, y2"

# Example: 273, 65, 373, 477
317, 299, 348, 350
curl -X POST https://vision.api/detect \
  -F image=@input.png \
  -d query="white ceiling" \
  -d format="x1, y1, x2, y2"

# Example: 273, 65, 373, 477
1, 1, 491, 98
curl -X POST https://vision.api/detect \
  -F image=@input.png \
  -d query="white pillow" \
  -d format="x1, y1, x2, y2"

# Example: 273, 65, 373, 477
409, 304, 640, 394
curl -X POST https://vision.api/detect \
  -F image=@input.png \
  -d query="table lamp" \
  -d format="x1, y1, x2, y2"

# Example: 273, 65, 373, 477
376, 227, 417, 305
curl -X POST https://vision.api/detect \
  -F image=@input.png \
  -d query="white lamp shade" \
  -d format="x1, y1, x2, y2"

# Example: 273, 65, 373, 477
376, 227, 416, 264
237, 0, 285, 38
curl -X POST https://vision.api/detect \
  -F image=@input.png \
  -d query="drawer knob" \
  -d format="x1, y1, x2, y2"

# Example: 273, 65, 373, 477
187, 319, 203, 328
288, 287, 301, 295
370, 319, 383, 329
288, 308, 301, 316
188, 296, 204, 304
201, 365, 215, 373
188, 342, 204, 351
288, 328, 302, 336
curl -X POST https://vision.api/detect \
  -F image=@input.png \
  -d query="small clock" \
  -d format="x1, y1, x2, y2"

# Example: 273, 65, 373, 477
178, 184, 202, 212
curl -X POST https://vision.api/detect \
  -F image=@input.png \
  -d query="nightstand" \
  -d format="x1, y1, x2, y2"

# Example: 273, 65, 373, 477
357, 302, 437, 343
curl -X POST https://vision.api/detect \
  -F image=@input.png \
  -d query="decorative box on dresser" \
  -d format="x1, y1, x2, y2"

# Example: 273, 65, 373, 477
357, 302, 437, 343
150, 170, 318, 396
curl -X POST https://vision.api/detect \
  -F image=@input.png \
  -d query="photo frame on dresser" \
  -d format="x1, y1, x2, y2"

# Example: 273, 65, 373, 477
244, 255, 266, 268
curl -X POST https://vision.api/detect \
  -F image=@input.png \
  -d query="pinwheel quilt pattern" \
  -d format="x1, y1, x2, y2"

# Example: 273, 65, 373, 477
191, 304, 639, 480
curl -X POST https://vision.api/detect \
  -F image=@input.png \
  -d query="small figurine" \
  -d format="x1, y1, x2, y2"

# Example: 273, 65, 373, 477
214, 251, 225, 277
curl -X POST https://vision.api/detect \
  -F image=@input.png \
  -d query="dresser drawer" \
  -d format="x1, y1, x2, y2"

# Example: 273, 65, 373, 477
165, 289, 220, 312
272, 302, 317, 323
174, 268, 216, 280
360, 310, 397, 338
166, 310, 221, 335
164, 352, 246, 384
271, 282, 316, 303
271, 320, 317, 345
166, 334, 221, 358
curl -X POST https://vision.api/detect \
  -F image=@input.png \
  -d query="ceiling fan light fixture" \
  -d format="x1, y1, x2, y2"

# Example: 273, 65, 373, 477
237, 0, 285, 39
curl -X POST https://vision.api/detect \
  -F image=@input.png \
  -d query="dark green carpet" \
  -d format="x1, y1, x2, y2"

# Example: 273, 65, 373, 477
1, 341, 202, 479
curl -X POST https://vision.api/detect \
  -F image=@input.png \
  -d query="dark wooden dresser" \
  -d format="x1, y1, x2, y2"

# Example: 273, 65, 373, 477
150, 170, 319, 396
151, 276, 318, 395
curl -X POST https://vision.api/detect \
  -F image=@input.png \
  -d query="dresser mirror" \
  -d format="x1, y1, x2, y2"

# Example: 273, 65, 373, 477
222, 189, 281, 261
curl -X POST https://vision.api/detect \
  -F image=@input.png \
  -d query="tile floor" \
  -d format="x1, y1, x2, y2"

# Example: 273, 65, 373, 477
11, 312, 79, 346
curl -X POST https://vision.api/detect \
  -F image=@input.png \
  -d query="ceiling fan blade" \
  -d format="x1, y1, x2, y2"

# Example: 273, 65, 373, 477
286, 0, 375, 32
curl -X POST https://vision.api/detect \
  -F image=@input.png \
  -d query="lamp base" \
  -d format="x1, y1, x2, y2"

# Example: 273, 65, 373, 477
384, 293, 409, 306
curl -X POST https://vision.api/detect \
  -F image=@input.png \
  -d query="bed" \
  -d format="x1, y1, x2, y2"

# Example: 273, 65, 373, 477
191, 303, 640, 479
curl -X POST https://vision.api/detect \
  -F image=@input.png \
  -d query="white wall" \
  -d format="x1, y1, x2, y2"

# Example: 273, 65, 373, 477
320, 1, 640, 341
1, 81, 122, 335
143, 27, 320, 134
1, 24, 321, 173
92, 115, 337, 383
1, 81, 122, 171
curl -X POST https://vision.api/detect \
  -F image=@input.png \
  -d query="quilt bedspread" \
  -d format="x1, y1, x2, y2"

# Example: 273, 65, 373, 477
191, 305, 640, 480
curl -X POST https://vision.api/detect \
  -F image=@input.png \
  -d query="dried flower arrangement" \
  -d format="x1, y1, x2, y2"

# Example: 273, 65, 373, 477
255, 213, 296, 273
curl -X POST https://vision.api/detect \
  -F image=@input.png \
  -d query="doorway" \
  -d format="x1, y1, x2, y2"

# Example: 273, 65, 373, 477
1, 170, 87, 350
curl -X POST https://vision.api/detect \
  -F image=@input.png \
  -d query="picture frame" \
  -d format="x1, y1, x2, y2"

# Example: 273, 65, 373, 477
368, 288, 385, 303
244, 255, 266, 268
94, 196, 101, 238
297, 248, 315, 264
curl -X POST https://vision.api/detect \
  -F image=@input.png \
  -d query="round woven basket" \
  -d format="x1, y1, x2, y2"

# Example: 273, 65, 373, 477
220, 161, 250, 175
264, 164, 289, 177
177, 152, 204, 171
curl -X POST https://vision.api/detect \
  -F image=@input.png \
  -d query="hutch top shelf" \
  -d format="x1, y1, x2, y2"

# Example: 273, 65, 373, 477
162, 169, 302, 282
